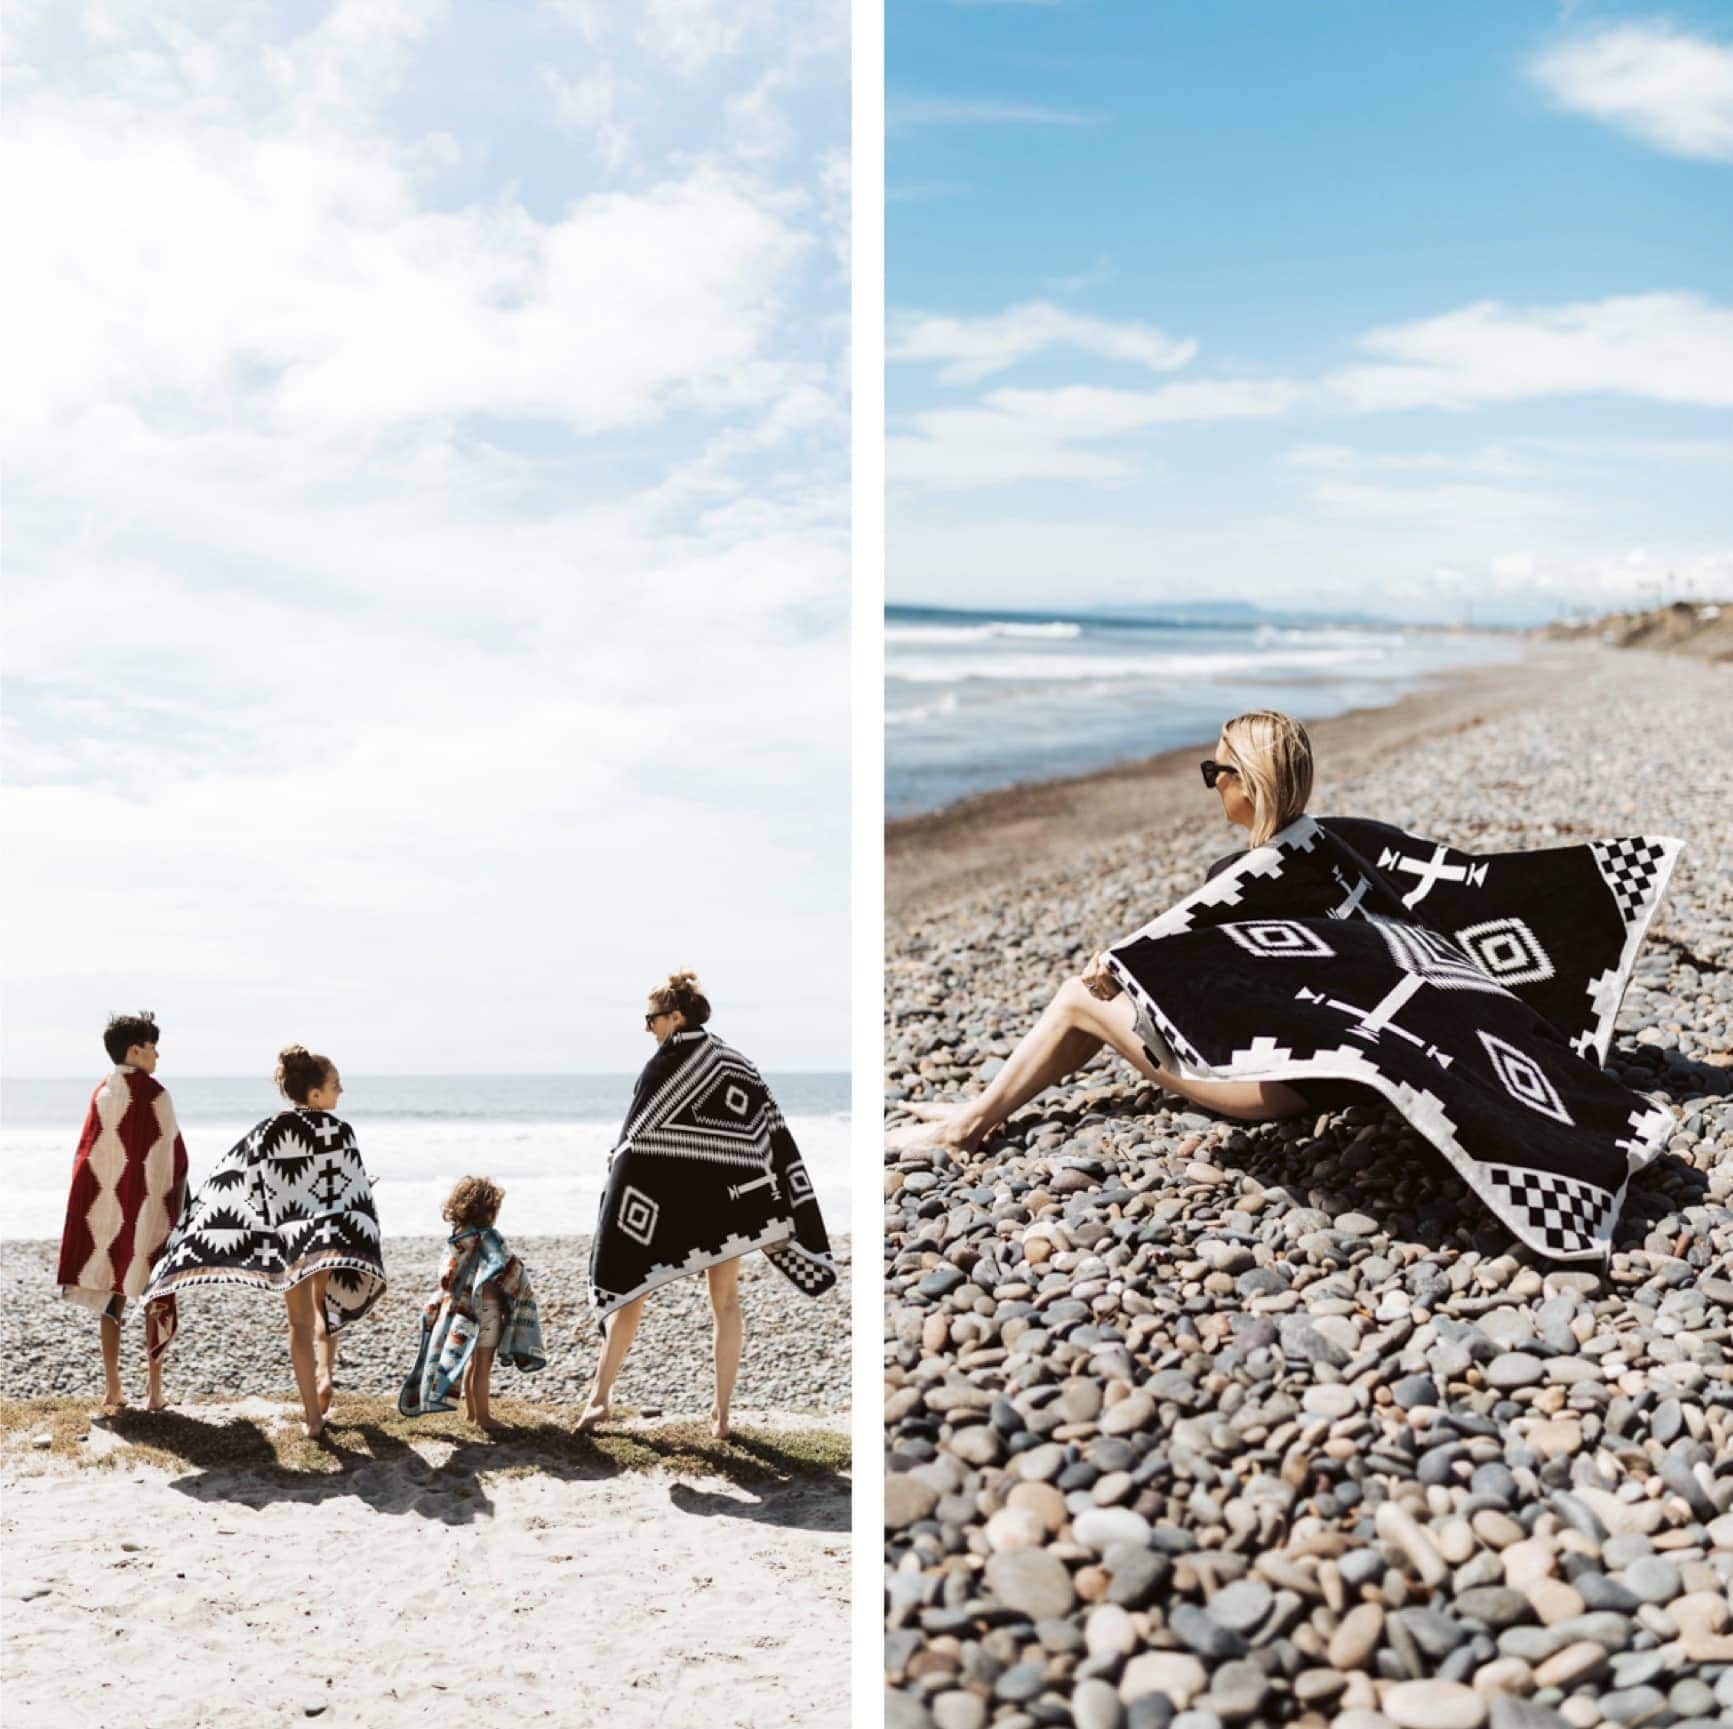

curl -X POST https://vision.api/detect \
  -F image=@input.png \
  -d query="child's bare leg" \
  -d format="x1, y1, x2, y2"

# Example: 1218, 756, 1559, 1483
100, 1311, 126, 1409
285, 1280, 325, 1439
575, 1294, 645, 1432
145, 1350, 166, 1412
311, 1271, 335, 1413
706, 1259, 742, 1439
471, 1346, 497, 1430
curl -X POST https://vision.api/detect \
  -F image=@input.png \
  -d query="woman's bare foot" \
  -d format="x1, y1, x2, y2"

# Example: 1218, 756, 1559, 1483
302, 1418, 325, 1441
710, 1404, 731, 1441
886, 1103, 979, 1153
477, 1416, 504, 1434
145, 1395, 170, 1413
96, 1398, 129, 1420
573, 1400, 610, 1434
317, 1379, 335, 1415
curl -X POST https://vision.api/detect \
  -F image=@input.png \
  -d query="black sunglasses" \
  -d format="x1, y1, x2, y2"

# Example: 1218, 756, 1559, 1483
644, 1010, 669, 1029
1200, 759, 1240, 789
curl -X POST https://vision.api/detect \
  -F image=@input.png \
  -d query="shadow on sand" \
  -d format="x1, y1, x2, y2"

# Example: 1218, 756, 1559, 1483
81, 1404, 849, 1532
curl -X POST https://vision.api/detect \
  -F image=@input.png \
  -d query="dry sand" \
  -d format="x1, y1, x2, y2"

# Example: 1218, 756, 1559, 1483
1, 1399, 849, 1728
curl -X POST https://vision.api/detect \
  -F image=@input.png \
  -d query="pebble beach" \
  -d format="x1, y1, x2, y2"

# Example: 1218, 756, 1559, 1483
4, 1234, 852, 1417
884, 645, 1733, 1729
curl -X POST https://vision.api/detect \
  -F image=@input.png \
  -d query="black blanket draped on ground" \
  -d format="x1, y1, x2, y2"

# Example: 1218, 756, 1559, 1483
588, 1029, 837, 1319
1105, 815, 1682, 1261
142, 1109, 387, 1328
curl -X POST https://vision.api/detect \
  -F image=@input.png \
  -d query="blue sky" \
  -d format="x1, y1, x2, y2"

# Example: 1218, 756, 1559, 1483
2, 0, 848, 1075
888, 1, 1733, 624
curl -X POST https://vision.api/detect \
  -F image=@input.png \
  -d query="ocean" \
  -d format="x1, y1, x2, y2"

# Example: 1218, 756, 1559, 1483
2, 1072, 852, 1241
886, 604, 1527, 818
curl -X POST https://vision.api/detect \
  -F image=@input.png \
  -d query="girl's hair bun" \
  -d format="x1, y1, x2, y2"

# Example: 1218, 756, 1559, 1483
275, 1043, 335, 1105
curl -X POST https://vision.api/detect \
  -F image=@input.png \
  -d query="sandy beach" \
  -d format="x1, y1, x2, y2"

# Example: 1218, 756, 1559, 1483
885, 643, 1733, 1729
2, 1398, 849, 1729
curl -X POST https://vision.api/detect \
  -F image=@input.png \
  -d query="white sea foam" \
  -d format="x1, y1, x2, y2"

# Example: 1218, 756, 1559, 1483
887, 646, 1380, 685
885, 620, 1084, 645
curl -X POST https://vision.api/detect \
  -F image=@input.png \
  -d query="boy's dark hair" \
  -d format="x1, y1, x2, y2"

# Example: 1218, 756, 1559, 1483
104, 1012, 160, 1065
443, 1175, 504, 1230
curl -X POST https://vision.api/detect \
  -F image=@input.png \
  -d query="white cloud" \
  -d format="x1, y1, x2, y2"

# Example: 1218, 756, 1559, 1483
889, 378, 1296, 490
1329, 293, 1733, 411
889, 300, 1194, 384
1531, 22, 1733, 162
2, 1, 849, 1074
545, 66, 634, 169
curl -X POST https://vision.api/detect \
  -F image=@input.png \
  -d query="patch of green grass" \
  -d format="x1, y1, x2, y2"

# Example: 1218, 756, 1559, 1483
0, 1396, 849, 1488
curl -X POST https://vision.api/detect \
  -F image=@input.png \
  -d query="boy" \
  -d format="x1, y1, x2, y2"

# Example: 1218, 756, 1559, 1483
56, 1011, 188, 1410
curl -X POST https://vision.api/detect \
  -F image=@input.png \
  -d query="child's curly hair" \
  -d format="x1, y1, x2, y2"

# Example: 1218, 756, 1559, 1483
442, 1175, 504, 1230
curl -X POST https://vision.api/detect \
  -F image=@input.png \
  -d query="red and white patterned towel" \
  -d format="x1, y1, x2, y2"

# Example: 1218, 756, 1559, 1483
56, 1066, 188, 1358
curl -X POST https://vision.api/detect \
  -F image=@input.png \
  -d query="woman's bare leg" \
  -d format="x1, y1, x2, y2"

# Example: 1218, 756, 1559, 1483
284, 1281, 324, 1439
893, 977, 1305, 1152
144, 1348, 166, 1412
706, 1259, 742, 1439
575, 1294, 646, 1432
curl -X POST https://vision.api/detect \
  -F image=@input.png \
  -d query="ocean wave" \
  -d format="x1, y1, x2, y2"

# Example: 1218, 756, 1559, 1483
885, 691, 961, 727
887, 646, 1386, 685
885, 620, 1084, 645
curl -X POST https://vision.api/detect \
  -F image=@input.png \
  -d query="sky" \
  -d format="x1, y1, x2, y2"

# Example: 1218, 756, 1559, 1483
887, 1, 1733, 625
2, 0, 849, 1077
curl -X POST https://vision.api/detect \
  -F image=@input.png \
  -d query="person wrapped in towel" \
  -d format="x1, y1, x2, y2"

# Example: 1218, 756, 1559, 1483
892, 712, 1680, 1265
56, 1011, 188, 1412
399, 1175, 546, 1428
143, 1044, 385, 1440
579, 971, 837, 1438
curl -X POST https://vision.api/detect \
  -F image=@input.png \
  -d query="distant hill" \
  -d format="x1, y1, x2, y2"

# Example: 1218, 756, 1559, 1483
1540, 600, 1732, 662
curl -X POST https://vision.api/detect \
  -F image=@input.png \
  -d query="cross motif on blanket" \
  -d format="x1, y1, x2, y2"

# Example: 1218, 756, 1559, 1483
726, 1170, 781, 1203
1295, 978, 1454, 1069
310, 1118, 343, 1147
1378, 843, 1489, 907
315, 1156, 348, 1209
1329, 865, 1373, 919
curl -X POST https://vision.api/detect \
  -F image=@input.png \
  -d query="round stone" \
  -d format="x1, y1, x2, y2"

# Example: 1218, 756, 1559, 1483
1382, 1679, 1488, 1729
1622, 1557, 1681, 1604
986, 1507, 1049, 1552
1485, 1353, 1545, 1390
1206, 1578, 1274, 1635
1073, 1678, 1124, 1729
985, 1549, 1076, 1621
1120, 1652, 1206, 1709
886, 1474, 940, 1529
1086, 1604, 1138, 1659
1303, 1383, 1359, 1420
1073, 1508, 1153, 1554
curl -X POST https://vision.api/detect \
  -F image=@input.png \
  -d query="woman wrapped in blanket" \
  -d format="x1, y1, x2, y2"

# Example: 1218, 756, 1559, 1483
889, 711, 1344, 1152
578, 970, 837, 1438
142, 1044, 386, 1440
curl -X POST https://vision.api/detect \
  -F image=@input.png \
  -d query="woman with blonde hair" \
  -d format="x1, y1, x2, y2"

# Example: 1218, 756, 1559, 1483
892, 711, 1318, 1153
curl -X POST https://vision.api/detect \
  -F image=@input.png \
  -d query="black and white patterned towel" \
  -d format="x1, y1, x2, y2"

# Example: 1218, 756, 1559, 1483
1105, 816, 1682, 1261
142, 1109, 386, 1328
589, 1029, 837, 1318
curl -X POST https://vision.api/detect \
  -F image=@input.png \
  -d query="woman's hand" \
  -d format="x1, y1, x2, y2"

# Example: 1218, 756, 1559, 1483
1081, 950, 1123, 1000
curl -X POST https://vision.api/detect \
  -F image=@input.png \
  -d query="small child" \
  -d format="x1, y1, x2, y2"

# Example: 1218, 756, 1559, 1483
56, 1011, 188, 1412
398, 1176, 546, 1428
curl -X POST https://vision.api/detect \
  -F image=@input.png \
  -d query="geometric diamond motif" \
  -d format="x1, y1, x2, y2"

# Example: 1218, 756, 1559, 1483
785, 1158, 814, 1204
1477, 1031, 1574, 1125
618, 1184, 659, 1246
1454, 916, 1557, 987
1375, 918, 1508, 993
724, 1084, 750, 1117
1221, 920, 1336, 959
1591, 836, 1668, 925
